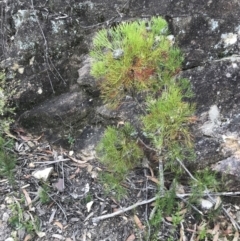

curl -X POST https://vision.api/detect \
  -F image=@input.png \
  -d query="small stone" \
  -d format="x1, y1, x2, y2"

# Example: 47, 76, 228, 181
200, 105, 220, 136
86, 232, 92, 238
113, 49, 124, 59
0, 204, 6, 209
86, 201, 94, 212
221, 33, 237, 47
27, 141, 35, 148
53, 178, 65, 192
52, 234, 64, 240
32, 167, 53, 181
70, 218, 79, 222
18, 67, 24, 74
236, 211, 240, 222
201, 121, 215, 136
5, 196, 14, 204
167, 35, 175, 45
36, 231, 46, 238
29, 162, 35, 168
200, 199, 214, 210
91, 171, 98, 179
2, 212, 9, 222
209, 105, 220, 124
83, 183, 90, 194
5, 238, 14, 241
37, 87, 43, 94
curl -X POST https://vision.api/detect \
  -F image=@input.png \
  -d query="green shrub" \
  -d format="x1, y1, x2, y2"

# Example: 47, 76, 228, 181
0, 71, 14, 133
92, 17, 195, 199
97, 123, 143, 198
90, 17, 194, 199
97, 123, 143, 173
0, 136, 16, 182
190, 169, 219, 204
142, 80, 195, 165
90, 17, 183, 107
0, 71, 16, 182
39, 183, 51, 204
9, 196, 40, 234
90, 16, 222, 240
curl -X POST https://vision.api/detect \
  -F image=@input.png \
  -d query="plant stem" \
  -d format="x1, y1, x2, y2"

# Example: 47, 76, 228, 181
158, 155, 165, 196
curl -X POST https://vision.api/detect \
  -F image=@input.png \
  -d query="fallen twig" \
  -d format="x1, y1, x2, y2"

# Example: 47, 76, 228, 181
68, 155, 92, 164
178, 195, 203, 216
34, 158, 70, 164
158, 155, 164, 196
176, 158, 198, 182
49, 195, 67, 221
144, 169, 151, 241
92, 189, 240, 222
92, 197, 157, 223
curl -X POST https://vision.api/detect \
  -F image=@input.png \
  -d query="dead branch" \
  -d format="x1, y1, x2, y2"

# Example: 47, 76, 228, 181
92, 189, 240, 222
92, 197, 157, 223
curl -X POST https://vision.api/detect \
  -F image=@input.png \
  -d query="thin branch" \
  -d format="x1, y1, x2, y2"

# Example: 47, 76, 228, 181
144, 169, 151, 241
137, 138, 157, 152
49, 194, 67, 220
93, 156, 240, 223
207, 191, 240, 196
158, 155, 165, 196
92, 189, 240, 222
178, 195, 203, 216
92, 197, 157, 223
79, 16, 116, 29
34, 158, 70, 164
148, 152, 165, 221
61, 159, 65, 191
176, 158, 198, 182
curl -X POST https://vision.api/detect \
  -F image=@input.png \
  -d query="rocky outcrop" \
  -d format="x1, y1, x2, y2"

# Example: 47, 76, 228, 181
1, 0, 240, 180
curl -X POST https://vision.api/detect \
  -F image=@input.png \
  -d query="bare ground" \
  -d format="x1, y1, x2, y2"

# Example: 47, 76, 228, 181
1, 134, 240, 241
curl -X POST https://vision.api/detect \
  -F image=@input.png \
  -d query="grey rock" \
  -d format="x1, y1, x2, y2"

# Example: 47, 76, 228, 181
4, 238, 14, 241
2, 213, 9, 222
0, 0, 240, 186
32, 167, 53, 181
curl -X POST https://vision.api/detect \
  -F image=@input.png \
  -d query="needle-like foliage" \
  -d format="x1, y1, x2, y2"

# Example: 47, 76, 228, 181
0, 71, 14, 132
96, 123, 143, 198
92, 17, 197, 202
97, 123, 143, 174
0, 136, 16, 182
142, 81, 195, 164
0, 71, 16, 183
90, 17, 183, 107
